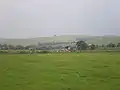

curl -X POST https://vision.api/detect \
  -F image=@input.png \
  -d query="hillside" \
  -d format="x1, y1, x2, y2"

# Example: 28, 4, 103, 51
0, 35, 120, 46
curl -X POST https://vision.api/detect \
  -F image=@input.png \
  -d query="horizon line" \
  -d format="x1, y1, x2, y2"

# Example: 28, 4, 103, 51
0, 34, 120, 39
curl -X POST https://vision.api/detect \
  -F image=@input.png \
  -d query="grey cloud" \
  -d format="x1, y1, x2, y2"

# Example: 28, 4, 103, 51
0, 0, 120, 38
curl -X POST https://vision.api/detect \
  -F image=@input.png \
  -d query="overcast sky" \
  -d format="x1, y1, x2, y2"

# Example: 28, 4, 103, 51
0, 0, 120, 38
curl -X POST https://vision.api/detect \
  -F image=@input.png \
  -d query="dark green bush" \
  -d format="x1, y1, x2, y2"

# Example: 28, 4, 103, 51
19, 51, 28, 54
36, 50, 51, 54
0, 50, 8, 54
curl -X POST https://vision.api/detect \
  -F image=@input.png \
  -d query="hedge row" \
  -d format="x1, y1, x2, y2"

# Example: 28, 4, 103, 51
0, 50, 51, 54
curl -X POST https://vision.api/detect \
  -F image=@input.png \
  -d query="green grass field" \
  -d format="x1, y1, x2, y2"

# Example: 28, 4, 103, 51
0, 53, 120, 90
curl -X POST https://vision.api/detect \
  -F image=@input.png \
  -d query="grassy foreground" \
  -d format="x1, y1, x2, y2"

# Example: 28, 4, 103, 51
0, 53, 120, 90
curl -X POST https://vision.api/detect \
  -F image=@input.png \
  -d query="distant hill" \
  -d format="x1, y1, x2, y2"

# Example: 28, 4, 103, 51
0, 35, 120, 46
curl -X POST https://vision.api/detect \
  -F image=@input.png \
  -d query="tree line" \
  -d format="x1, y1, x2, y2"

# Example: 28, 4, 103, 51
0, 41, 120, 50
76, 41, 120, 50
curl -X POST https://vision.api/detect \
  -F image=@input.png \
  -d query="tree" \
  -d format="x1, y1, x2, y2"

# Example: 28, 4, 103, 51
107, 43, 116, 48
101, 44, 106, 49
117, 43, 120, 47
65, 46, 70, 50
76, 41, 88, 50
102, 44, 105, 48
2, 44, 8, 50
89, 44, 96, 50
0, 44, 2, 49
95, 44, 99, 48
8, 45, 15, 50
16, 45, 24, 50
24, 45, 35, 50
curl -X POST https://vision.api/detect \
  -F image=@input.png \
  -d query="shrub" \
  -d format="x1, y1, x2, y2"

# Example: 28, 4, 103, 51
19, 51, 28, 54
36, 50, 51, 54
0, 50, 8, 54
